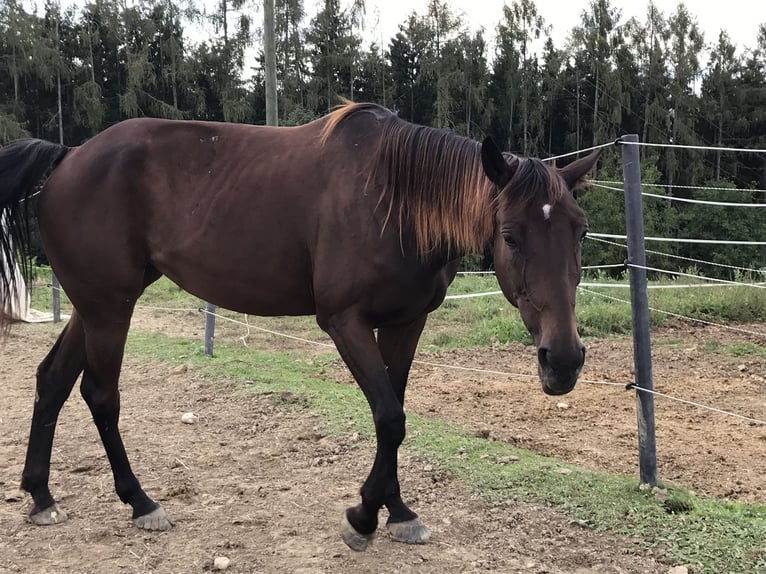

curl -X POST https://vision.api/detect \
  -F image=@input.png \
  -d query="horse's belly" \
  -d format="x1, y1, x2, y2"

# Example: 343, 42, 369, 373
156, 253, 317, 317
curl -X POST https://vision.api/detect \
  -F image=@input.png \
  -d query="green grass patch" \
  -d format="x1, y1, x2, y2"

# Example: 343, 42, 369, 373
126, 331, 766, 573
654, 338, 686, 347
699, 341, 766, 357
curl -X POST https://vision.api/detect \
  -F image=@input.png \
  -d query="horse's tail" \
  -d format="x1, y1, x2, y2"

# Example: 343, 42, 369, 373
0, 139, 69, 330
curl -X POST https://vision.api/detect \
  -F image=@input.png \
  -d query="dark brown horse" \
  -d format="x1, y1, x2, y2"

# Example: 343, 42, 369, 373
0, 102, 599, 550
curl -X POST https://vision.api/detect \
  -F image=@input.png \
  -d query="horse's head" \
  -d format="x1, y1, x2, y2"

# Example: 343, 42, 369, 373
480, 138, 601, 396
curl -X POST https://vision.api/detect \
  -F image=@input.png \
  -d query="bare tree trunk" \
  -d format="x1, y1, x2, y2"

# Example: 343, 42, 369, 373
222, 0, 228, 48
522, 38, 528, 154
715, 91, 723, 180
593, 65, 600, 144
410, 83, 414, 120
381, 59, 386, 107
264, 0, 278, 125
12, 45, 19, 102
575, 70, 580, 151
466, 81, 472, 138
171, 58, 178, 109
169, 33, 178, 110
88, 23, 96, 84
56, 17, 64, 145
642, 100, 649, 161
547, 100, 553, 154
508, 92, 514, 151
281, 3, 289, 121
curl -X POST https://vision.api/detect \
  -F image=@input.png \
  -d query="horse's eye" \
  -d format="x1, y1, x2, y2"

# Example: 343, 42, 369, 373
503, 233, 518, 248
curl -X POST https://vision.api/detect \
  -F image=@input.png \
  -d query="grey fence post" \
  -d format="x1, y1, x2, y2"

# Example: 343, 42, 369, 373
620, 134, 657, 487
51, 273, 61, 323
204, 302, 216, 356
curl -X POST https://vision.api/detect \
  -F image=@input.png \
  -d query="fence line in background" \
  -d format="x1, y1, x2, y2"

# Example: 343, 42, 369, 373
590, 232, 766, 246
583, 263, 627, 270
630, 386, 766, 426
444, 291, 503, 300
577, 287, 766, 339
444, 280, 766, 290
582, 282, 765, 289
592, 179, 766, 195
586, 236, 766, 275
626, 264, 766, 290
541, 141, 615, 163
196, 307, 766, 428
591, 182, 766, 208
619, 140, 766, 154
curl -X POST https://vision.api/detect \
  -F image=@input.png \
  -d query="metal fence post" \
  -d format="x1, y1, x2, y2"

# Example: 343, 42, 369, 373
204, 302, 216, 357
51, 272, 61, 323
620, 134, 658, 487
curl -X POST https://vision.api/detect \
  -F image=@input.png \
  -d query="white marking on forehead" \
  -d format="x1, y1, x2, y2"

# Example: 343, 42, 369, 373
542, 204, 552, 220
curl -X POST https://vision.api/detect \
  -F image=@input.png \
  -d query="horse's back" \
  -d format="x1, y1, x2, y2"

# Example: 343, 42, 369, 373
37, 112, 417, 318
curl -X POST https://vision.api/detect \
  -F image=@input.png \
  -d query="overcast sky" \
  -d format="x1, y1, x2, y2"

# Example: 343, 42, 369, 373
45, 0, 765, 60
361, 0, 764, 53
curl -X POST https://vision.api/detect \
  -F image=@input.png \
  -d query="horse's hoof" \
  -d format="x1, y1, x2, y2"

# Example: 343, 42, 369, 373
340, 513, 374, 551
387, 517, 430, 544
132, 506, 174, 531
29, 503, 68, 526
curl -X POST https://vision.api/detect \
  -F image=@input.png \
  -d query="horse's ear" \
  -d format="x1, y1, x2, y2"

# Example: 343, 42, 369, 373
481, 136, 516, 188
559, 149, 602, 193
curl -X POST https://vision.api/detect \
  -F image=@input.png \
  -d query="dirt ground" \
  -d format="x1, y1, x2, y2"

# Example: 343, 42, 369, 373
1, 312, 765, 573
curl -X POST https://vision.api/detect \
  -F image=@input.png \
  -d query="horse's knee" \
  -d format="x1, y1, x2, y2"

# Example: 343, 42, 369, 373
374, 408, 406, 447
34, 378, 69, 408
80, 376, 119, 419
33, 370, 74, 422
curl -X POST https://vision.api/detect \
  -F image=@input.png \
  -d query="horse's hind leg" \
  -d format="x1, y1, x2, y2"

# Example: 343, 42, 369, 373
21, 312, 86, 525
78, 314, 173, 531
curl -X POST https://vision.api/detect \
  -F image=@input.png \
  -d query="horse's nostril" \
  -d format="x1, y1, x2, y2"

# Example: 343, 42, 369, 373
537, 347, 550, 369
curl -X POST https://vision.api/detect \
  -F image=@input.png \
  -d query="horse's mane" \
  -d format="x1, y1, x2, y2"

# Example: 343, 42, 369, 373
321, 102, 566, 258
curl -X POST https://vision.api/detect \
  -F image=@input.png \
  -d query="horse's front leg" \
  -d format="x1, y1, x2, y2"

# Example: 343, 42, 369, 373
377, 317, 430, 544
322, 312, 417, 551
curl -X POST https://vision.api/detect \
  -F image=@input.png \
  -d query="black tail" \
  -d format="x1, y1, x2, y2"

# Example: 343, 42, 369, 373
0, 139, 69, 328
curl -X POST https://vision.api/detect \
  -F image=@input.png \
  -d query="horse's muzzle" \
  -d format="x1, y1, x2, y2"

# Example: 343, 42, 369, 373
537, 344, 585, 395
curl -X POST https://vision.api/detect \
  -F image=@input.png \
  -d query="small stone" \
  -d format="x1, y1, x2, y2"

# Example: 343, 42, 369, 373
738, 364, 747, 373
172, 365, 188, 374
666, 567, 689, 574
423, 464, 434, 472
181, 412, 198, 424
475, 429, 491, 439
4, 491, 22, 502
213, 556, 231, 570
556, 402, 570, 409
497, 456, 520, 464
558, 468, 573, 475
